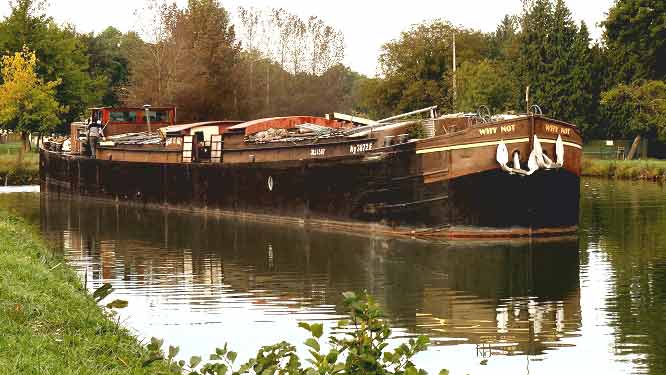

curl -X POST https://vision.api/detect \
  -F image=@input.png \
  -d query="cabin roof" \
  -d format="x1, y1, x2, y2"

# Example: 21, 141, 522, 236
228, 116, 350, 136
88, 106, 176, 111
163, 120, 242, 134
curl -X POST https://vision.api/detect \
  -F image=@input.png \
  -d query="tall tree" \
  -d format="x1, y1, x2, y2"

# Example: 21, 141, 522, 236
127, 0, 241, 121
0, 48, 65, 150
516, 0, 597, 131
569, 22, 598, 134
0, 0, 102, 130
601, 80, 666, 141
82, 27, 131, 106
372, 20, 490, 117
603, 0, 666, 84
457, 59, 514, 113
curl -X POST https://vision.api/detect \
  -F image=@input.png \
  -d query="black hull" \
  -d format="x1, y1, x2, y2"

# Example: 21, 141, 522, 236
39, 149, 579, 238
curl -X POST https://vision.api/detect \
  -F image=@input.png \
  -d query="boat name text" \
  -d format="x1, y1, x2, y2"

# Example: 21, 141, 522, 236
310, 148, 326, 156
350, 143, 373, 154
544, 124, 571, 135
479, 124, 516, 136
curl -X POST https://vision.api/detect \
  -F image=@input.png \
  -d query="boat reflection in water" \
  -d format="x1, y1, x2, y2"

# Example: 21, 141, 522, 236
39, 193, 580, 370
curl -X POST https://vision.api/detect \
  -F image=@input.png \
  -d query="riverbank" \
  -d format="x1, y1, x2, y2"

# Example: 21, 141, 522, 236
0, 212, 166, 373
0, 143, 39, 185
581, 158, 666, 180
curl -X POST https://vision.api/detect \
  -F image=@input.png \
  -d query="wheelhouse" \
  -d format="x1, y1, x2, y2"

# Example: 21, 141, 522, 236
90, 106, 176, 136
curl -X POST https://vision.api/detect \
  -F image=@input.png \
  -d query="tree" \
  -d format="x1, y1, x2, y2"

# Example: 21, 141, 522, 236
603, 0, 666, 84
569, 22, 598, 134
82, 27, 132, 106
126, 0, 242, 121
516, 0, 598, 133
0, 0, 102, 131
457, 59, 514, 114
601, 80, 666, 141
0, 48, 65, 151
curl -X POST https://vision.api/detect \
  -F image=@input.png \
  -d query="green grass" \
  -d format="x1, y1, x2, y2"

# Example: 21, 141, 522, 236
0, 212, 167, 374
0, 142, 39, 185
582, 158, 666, 180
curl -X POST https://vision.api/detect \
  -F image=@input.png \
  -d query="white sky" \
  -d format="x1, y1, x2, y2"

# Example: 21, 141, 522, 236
0, 0, 613, 76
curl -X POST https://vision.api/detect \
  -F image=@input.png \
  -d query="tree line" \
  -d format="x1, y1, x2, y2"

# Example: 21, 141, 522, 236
0, 0, 664, 145
358, 0, 665, 143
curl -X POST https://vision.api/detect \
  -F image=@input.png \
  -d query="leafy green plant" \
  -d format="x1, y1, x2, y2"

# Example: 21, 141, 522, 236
145, 291, 446, 375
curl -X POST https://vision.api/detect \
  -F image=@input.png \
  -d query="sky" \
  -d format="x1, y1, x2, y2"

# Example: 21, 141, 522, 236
0, 0, 614, 76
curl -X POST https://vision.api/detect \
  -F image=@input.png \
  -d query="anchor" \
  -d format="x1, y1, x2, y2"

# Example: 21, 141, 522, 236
496, 134, 564, 175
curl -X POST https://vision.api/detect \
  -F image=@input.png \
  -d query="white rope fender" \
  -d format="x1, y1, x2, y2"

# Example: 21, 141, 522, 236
496, 134, 564, 175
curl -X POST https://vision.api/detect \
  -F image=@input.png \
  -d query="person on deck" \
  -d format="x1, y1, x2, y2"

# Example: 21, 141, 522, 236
88, 119, 102, 158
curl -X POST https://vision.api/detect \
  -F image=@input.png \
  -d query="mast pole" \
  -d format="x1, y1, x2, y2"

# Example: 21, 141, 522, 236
452, 31, 457, 110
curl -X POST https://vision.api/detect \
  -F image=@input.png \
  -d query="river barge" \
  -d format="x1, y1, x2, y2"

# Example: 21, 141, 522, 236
40, 106, 582, 238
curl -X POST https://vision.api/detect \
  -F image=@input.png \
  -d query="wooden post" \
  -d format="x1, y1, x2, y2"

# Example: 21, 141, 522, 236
626, 135, 642, 160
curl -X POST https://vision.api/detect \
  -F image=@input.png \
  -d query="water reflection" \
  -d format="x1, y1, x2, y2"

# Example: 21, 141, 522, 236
33, 193, 583, 372
580, 179, 666, 375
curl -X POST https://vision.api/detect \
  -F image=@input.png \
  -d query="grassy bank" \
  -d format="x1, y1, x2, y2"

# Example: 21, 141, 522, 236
0, 212, 166, 374
582, 158, 666, 180
0, 142, 39, 185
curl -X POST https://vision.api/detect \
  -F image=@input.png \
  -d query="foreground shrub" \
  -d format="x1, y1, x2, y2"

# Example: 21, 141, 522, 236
145, 291, 447, 375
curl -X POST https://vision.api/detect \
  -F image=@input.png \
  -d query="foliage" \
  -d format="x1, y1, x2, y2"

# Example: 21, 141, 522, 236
516, 0, 598, 127
456, 59, 514, 113
0, 143, 39, 184
233, 6, 350, 120
0, 0, 102, 130
601, 80, 666, 140
124, 2, 353, 122
0, 47, 65, 137
369, 20, 491, 118
603, 0, 666, 84
582, 158, 666, 180
0, 211, 171, 374
145, 291, 443, 375
80, 27, 132, 106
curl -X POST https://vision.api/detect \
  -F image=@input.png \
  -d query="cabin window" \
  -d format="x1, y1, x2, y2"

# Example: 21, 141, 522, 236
145, 110, 169, 122
109, 111, 138, 123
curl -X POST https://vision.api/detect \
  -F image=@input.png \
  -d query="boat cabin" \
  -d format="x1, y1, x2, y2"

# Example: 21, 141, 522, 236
91, 106, 176, 136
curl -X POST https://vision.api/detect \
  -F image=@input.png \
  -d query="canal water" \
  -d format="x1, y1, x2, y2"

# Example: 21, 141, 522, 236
1, 178, 665, 375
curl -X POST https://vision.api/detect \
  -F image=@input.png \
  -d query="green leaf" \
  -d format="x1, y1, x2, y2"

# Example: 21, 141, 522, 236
147, 337, 163, 352
341, 291, 357, 301
326, 349, 339, 364
141, 354, 163, 367
304, 338, 320, 352
298, 322, 311, 331
190, 355, 202, 369
105, 299, 128, 309
439, 370, 450, 375
168, 345, 179, 360
210, 354, 221, 361
92, 283, 113, 302
226, 351, 237, 363
309, 350, 323, 362
310, 323, 323, 338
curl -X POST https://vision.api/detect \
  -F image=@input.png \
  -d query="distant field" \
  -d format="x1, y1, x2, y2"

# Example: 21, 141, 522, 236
582, 158, 666, 180
0, 142, 39, 185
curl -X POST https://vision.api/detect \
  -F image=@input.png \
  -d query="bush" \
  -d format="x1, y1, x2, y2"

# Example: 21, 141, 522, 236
145, 291, 447, 375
